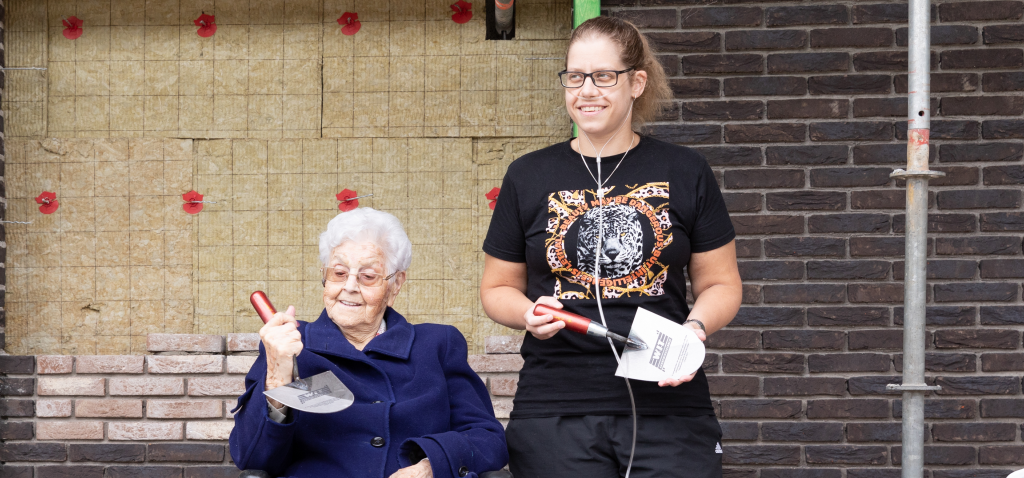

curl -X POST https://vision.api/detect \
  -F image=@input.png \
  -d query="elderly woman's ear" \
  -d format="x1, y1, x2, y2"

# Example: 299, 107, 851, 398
386, 271, 407, 306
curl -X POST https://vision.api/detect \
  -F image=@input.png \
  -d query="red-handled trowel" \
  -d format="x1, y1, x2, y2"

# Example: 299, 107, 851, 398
251, 291, 354, 414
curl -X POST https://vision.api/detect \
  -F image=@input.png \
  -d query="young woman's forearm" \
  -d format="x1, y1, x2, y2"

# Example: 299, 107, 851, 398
481, 285, 534, 330
687, 283, 742, 335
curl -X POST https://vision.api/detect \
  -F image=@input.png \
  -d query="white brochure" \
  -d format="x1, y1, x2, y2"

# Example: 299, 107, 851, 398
614, 308, 706, 382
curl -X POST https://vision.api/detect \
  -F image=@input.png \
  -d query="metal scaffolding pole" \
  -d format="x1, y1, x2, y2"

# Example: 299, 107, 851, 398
886, 0, 944, 476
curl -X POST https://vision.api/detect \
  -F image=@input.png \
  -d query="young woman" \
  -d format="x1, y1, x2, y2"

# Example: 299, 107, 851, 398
480, 16, 742, 478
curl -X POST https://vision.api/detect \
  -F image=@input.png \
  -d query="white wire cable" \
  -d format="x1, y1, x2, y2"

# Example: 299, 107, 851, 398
576, 100, 638, 478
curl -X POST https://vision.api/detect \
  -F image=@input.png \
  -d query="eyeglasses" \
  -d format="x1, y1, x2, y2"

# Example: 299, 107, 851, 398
322, 266, 397, 288
558, 68, 634, 88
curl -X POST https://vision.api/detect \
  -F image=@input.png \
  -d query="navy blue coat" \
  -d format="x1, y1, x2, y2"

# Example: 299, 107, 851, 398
229, 308, 508, 478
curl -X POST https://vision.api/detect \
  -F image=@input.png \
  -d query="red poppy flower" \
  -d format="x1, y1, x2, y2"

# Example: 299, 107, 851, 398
337, 189, 359, 212
62, 16, 83, 40
486, 187, 500, 210
194, 13, 217, 37
182, 190, 205, 214
338, 12, 361, 36
35, 191, 59, 214
451, 1, 473, 24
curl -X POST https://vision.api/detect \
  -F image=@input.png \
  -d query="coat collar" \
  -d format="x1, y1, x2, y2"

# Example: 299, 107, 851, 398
304, 307, 415, 361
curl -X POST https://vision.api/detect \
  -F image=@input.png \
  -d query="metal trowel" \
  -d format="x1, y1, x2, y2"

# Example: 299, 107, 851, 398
251, 291, 355, 414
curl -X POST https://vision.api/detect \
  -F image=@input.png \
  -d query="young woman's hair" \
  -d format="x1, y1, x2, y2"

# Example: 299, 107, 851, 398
567, 16, 672, 131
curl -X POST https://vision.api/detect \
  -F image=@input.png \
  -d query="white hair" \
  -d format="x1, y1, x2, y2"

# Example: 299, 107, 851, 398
318, 208, 412, 276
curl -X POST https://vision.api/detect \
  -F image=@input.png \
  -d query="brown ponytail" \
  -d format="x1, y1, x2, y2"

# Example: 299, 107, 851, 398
567, 16, 672, 131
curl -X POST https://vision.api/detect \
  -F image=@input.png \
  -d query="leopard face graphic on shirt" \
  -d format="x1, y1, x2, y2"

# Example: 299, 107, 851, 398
545, 182, 672, 300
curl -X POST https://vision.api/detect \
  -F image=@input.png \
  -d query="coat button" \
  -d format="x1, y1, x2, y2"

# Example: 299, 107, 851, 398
371, 437, 385, 447
371, 400, 382, 404
458, 466, 468, 477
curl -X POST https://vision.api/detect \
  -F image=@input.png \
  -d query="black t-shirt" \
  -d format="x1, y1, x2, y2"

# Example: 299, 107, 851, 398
483, 135, 736, 418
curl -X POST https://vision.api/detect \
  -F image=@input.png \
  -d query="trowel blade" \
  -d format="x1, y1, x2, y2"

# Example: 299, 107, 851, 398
263, 371, 354, 414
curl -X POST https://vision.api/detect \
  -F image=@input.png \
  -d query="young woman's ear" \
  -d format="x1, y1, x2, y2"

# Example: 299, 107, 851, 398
632, 70, 648, 99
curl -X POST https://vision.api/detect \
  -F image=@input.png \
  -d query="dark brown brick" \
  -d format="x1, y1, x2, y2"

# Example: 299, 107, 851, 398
809, 122, 892, 141
1, 421, 33, 440
724, 169, 803, 189
148, 444, 224, 462
680, 6, 762, 27
850, 236, 911, 257
720, 399, 802, 418
768, 53, 849, 73
646, 32, 720, 53
984, 71, 1024, 91
985, 119, 1024, 139
693, 146, 760, 166
847, 423, 902, 442
812, 168, 893, 188
0, 356, 33, 374
725, 30, 806, 51
36, 467, 105, 478
941, 142, 1023, 163
682, 54, 763, 74
767, 191, 846, 211
806, 399, 890, 418
183, 467, 241, 478
720, 422, 759, 441
69, 444, 145, 463
981, 306, 1024, 325
765, 237, 844, 257
848, 376, 907, 395
763, 330, 844, 350
936, 236, 1021, 255
649, 124, 721, 145
942, 48, 1024, 69
936, 189, 1022, 209
767, 99, 848, 119
935, 283, 1018, 302
611, 9, 678, 29
852, 3, 908, 24
706, 330, 760, 349
982, 353, 1024, 372
810, 28, 894, 48
732, 215, 804, 235
896, 25, 979, 46
669, 79, 720, 99
679, 100, 764, 121
735, 239, 761, 258
935, 329, 1020, 349
0, 466, 33, 478
935, 376, 1021, 395
891, 446, 976, 466
732, 307, 805, 327
851, 190, 905, 210
765, 145, 847, 165
724, 76, 806, 96
848, 330, 902, 350
0, 378, 34, 397
809, 353, 891, 373
985, 165, 1024, 185
808, 307, 889, 327
892, 259, 977, 280
807, 260, 889, 280
722, 445, 801, 465
764, 284, 846, 303
981, 259, 1024, 278
981, 212, 1024, 231
853, 51, 910, 71
726, 123, 804, 143
805, 446, 887, 465
939, 1, 1024, 21
0, 399, 34, 417
943, 96, 1024, 116
724, 193, 762, 212
895, 399, 978, 419
105, 467, 182, 478
984, 24, 1024, 44
738, 260, 804, 280
763, 469, 842, 478
0, 443, 67, 461
808, 214, 890, 233
894, 353, 977, 372
766, 5, 848, 27
853, 97, 906, 117
763, 377, 847, 396
722, 353, 805, 373
979, 446, 1024, 465
980, 399, 1024, 417
762, 422, 843, 441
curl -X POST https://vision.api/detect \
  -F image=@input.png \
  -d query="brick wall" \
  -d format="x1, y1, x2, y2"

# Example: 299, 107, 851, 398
599, 0, 1024, 476
1, 0, 7, 351
0, 334, 255, 477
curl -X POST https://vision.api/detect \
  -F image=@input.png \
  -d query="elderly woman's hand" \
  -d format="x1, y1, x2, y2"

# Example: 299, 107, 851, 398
259, 305, 303, 391
388, 460, 433, 478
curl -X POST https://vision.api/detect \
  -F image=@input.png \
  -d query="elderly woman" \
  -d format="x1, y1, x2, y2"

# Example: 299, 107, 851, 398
230, 208, 508, 478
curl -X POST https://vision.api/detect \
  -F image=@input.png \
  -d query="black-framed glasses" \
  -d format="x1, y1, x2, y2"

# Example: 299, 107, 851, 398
558, 68, 634, 88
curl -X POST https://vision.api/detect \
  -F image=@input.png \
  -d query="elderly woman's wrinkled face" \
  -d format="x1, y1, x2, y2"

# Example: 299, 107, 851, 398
322, 241, 404, 331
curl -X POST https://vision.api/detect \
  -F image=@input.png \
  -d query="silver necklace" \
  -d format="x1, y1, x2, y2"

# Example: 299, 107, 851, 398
576, 99, 637, 189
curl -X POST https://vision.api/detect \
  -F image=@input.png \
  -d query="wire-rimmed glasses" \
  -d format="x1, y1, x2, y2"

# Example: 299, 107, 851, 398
322, 266, 397, 288
558, 68, 635, 88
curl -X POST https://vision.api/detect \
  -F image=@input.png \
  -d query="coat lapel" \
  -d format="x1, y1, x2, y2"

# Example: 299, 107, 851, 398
304, 307, 415, 361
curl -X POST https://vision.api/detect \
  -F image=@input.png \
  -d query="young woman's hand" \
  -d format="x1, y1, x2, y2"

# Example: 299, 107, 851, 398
658, 320, 707, 388
523, 296, 566, 340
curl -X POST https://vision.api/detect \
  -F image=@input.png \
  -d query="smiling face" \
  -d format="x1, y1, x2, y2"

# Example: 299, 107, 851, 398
564, 35, 647, 138
322, 241, 405, 334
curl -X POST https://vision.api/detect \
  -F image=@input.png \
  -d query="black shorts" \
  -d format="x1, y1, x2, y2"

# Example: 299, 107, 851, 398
506, 415, 723, 478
